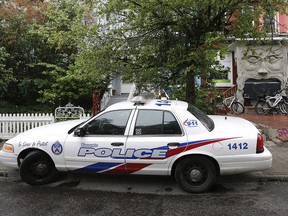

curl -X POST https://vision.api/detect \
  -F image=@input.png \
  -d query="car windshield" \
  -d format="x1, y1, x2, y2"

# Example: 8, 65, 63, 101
187, 104, 214, 132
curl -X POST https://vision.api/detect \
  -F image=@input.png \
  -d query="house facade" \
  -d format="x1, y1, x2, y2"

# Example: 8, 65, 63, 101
212, 8, 288, 105
231, 39, 288, 105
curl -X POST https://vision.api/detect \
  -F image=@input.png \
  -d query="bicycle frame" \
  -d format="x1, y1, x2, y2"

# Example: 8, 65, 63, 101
228, 97, 236, 108
266, 94, 283, 108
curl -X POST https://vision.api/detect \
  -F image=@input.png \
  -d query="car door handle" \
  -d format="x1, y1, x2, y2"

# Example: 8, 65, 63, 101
167, 142, 180, 147
111, 142, 124, 146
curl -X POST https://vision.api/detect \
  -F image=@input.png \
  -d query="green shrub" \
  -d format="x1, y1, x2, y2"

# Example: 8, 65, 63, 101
0, 102, 54, 114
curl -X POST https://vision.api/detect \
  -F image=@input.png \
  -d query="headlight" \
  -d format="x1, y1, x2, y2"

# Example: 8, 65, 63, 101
2, 143, 14, 153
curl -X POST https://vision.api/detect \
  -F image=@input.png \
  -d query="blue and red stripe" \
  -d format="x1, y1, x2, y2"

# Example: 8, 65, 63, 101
74, 137, 238, 174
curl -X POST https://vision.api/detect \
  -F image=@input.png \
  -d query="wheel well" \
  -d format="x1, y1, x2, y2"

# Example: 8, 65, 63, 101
17, 148, 52, 167
171, 154, 220, 176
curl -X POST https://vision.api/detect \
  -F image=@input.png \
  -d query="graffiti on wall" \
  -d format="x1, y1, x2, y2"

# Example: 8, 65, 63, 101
276, 128, 288, 142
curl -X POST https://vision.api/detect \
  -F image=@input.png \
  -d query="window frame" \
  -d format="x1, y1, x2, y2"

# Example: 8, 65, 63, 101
83, 109, 133, 136
187, 104, 214, 132
132, 109, 184, 136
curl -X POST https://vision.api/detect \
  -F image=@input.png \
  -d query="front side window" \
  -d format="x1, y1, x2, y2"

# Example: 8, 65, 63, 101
85, 110, 132, 135
134, 110, 182, 135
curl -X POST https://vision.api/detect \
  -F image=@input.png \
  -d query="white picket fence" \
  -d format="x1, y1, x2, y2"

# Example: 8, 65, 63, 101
0, 92, 114, 140
0, 113, 90, 140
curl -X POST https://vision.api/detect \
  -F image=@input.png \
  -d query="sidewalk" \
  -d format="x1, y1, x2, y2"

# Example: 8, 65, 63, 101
0, 113, 288, 181
234, 113, 288, 180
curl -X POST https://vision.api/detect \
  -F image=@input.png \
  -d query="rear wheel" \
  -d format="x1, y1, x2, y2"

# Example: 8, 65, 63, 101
175, 156, 217, 193
20, 151, 59, 185
255, 101, 271, 115
231, 102, 245, 114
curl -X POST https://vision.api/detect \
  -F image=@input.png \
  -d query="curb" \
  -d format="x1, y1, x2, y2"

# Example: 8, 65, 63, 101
0, 171, 8, 177
1, 168, 288, 183
0, 168, 18, 178
256, 175, 288, 182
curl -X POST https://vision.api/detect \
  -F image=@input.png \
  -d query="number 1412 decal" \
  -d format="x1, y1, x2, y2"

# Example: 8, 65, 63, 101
228, 142, 248, 150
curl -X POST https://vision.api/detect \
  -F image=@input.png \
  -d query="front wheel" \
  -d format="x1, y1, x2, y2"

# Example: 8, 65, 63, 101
175, 156, 217, 193
255, 101, 271, 115
20, 151, 59, 186
231, 102, 245, 114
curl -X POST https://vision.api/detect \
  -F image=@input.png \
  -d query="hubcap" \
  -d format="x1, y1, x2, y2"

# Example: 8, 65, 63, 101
189, 169, 202, 182
35, 163, 49, 176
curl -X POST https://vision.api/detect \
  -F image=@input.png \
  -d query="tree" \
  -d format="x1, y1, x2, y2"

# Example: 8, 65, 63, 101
100, 0, 288, 104
31, 0, 113, 107
0, 0, 49, 105
1, 0, 287, 110
0, 46, 12, 99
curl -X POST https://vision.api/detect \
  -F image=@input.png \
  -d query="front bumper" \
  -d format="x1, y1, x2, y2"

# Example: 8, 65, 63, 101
0, 150, 18, 169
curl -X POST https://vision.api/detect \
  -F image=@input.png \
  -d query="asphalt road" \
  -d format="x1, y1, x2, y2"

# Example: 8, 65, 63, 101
3, 170, 285, 196
1, 138, 288, 215
1, 173, 288, 216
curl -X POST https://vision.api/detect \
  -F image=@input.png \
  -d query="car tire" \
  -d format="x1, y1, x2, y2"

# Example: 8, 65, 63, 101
175, 156, 217, 193
20, 150, 59, 186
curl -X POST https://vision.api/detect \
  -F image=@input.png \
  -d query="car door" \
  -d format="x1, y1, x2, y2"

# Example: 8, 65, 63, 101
64, 109, 134, 174
125, 109, 188, 175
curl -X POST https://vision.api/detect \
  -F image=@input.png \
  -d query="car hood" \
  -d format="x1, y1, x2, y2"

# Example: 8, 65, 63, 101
209, 115, 259, 136
8, 119, 85, 141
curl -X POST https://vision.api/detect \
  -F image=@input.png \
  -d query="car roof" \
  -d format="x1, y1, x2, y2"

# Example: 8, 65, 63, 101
105, 98, 188, 111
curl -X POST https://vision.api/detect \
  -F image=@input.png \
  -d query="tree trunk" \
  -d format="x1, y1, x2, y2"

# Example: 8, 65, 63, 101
186, 71, 195, 104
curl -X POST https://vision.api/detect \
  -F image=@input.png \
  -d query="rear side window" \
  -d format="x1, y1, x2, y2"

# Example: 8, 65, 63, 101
187, 104, 214, 131
134, 110, 182, 135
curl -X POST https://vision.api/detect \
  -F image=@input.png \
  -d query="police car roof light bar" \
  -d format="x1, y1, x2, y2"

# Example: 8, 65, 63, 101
131, 96, 147, 105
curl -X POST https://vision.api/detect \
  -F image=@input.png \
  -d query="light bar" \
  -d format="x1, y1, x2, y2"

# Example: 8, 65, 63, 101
131, 96, 147, 105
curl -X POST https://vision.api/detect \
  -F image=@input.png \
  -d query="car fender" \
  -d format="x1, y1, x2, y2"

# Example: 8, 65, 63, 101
16, 137, 68, 171
167, 146, 219, 176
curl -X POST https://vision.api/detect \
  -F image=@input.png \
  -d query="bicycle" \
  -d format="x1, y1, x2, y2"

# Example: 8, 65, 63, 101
255, 90, 288, 115
223, 95, 245, 114
215, 95, 245, 115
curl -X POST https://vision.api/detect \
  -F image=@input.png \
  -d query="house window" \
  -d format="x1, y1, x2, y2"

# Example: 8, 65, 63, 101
212, 52, 233, 87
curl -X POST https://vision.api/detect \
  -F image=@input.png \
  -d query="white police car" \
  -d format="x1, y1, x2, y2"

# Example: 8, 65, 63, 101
0, 96, 272, 193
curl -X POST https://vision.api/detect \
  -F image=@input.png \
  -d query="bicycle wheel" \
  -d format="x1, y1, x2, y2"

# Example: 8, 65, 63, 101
281, 97, 288, 114
255, 101, 271, 115
231, 102, 245, 114
279, 102, 288, 114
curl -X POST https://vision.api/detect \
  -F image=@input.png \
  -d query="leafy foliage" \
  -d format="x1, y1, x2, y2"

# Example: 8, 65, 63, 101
0, 47, 13, 98
99, 0, 288, 105
1, 0, 288, 112
0, 0, 50, 105
30, 0, 113, 107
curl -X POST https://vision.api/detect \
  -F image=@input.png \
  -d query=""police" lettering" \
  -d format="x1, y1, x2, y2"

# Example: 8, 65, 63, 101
78, 147, 167, 159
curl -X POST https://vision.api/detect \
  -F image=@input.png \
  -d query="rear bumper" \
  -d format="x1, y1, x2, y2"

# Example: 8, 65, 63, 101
217, 147, 272, 175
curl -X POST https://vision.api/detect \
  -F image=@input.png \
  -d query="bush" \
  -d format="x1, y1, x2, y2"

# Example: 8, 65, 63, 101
194, 86, 219, 115
0, 101, 54, 114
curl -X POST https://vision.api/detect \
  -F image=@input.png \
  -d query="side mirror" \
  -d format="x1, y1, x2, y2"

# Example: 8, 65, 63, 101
74, 128, 85, 137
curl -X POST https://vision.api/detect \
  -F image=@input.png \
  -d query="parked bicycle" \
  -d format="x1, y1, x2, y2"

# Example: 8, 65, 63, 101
224, 95, 245, 114
215, 95, 245, 115
255, 90, 288, 115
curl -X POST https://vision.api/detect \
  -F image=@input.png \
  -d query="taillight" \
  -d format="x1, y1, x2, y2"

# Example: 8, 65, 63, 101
256, 133, 264, 153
